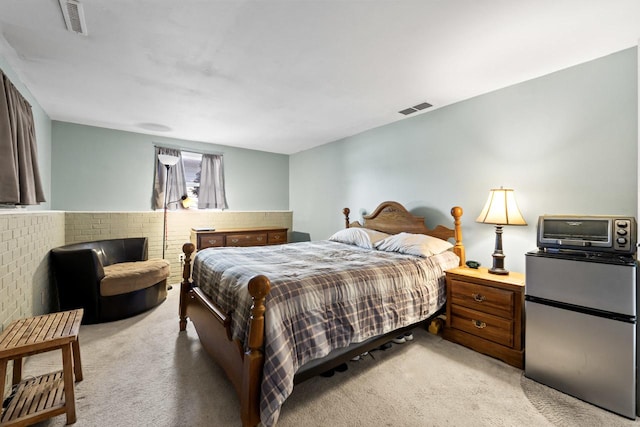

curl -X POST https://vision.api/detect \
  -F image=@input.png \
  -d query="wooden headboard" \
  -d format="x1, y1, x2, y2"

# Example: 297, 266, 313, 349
343, 201, 465, 266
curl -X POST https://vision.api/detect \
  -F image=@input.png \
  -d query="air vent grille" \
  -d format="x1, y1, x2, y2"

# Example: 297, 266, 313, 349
59, 0, 88, 35
413, 102, 432, 110
399, 101, 433, 115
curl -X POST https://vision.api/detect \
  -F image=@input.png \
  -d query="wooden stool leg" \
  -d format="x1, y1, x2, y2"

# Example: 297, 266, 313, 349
0, 359, 7, 402
72, 338, 83, 382
11, 357, 22, 385
61, 344, 77, 424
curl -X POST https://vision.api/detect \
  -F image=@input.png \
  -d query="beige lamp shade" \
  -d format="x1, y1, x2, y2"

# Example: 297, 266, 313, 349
476, 188, 527, 226
158, 153, 180, 166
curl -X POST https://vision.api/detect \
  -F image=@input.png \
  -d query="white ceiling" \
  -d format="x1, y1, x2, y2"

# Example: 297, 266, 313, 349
0, 1, 639, 155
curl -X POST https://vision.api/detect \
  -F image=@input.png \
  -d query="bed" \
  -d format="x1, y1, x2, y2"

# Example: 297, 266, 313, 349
178, 201, 465, 426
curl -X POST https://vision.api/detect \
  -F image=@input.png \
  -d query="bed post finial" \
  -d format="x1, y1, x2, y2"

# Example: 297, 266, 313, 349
343, 207, 350, 228
450, 206, 465, 266
179, 242, 195, 331
246, 275, 270, 351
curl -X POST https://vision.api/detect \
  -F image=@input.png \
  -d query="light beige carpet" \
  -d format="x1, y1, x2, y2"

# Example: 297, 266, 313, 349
18, 288, 640, 427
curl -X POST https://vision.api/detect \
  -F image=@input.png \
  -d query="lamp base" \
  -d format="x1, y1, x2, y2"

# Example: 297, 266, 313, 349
488, 266, 509, 275
489, 224, 509, 275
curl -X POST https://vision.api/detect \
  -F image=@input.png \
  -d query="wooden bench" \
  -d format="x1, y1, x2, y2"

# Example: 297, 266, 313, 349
0, 309, 83, 426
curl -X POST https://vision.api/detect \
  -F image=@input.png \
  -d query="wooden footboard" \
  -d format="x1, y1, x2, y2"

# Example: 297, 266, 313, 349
179, 243, 268, 426
178, 203, 465, 427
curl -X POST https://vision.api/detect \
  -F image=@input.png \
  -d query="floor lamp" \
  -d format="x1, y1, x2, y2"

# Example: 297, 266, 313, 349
158, 154, 180, 260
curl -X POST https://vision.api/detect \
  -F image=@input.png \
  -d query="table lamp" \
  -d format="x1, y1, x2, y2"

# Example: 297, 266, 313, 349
476, 187, 526, 275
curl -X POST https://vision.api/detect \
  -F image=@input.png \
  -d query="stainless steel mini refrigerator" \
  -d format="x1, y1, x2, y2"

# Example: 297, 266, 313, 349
525, 251, 637, 419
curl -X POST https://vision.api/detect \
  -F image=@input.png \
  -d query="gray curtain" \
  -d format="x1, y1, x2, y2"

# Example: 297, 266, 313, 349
152, 147, 187, 210
0, 69, 45, 205
198, 154, 228, 209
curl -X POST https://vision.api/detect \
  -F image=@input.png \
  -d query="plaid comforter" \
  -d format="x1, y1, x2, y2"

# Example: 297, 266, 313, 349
192, 240, 459, 426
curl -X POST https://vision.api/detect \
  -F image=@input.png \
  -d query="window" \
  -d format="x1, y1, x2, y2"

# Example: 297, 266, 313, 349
153, 147, 228, 210
181, 151, 203, 206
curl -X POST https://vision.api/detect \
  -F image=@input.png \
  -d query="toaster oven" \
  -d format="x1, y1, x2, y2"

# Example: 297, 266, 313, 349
537, 215, 637, 255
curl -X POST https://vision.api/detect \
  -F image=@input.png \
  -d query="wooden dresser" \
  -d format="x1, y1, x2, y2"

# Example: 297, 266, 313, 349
442, 266, 525, 369
190, 227, 288, 250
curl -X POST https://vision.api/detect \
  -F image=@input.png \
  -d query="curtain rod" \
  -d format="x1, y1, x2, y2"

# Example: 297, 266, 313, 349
153, 143, 224, 156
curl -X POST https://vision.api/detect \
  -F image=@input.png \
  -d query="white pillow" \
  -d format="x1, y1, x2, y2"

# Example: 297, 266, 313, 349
328, 228, 390, 249
374, 232, 453, 257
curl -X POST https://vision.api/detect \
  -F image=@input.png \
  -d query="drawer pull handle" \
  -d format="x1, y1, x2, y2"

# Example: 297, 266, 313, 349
472, 293, 485, 302
472, 320, 487, 329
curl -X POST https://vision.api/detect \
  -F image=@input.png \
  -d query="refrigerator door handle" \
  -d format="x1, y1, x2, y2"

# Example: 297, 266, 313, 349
525, 295, 637, 324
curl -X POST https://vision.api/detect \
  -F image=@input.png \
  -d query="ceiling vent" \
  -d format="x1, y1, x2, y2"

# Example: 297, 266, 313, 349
59, 0, 88, 35
399, 102, 432, 115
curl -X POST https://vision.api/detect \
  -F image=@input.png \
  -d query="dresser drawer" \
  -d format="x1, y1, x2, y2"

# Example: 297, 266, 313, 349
226, 233, 268, 247
450, 305, 513, 347
198, 234, 224, 249
449, 279, 514, 319
268, 231, 287, 244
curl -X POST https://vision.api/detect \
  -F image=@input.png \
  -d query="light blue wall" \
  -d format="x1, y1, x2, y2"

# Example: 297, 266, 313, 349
0, 53, 52, 210
290, 48, 638, 274
52, 122, 289, 211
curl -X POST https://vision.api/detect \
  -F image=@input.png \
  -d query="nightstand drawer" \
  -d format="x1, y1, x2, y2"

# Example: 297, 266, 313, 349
450, 279, 514, 319
226, 233, 268, 247
450, 305, 513, 347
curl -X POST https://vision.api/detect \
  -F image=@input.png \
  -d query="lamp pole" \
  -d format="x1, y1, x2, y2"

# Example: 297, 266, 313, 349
162, 164, 170, 259
158, 153, 180, 260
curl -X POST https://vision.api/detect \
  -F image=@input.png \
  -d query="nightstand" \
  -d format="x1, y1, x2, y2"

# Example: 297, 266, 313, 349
442, 267, 525, 369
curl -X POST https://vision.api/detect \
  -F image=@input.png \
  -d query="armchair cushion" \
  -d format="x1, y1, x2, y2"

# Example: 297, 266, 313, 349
101, 259, 170, 297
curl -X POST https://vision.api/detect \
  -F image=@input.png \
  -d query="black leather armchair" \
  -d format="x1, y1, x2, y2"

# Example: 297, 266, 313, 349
50, 237, 169, 324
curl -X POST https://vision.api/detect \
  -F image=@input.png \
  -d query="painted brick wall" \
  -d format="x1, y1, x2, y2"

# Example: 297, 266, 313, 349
0, 211, 65, 395
0, 211, 65, 329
